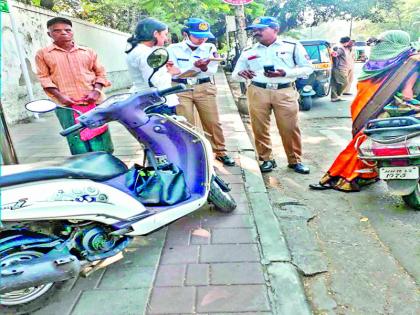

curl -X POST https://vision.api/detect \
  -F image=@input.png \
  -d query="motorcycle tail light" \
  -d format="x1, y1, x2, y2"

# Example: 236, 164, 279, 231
359, 136, 419, 157
372, 145, 409, 156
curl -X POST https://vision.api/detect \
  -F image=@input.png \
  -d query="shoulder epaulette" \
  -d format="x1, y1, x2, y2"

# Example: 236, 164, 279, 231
282, 40, 297, 46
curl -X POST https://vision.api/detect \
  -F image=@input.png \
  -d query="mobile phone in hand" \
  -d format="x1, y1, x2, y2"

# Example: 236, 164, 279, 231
264, 65, 275, 73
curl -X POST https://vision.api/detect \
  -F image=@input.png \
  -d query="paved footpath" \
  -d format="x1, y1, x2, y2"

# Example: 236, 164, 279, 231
8, 71, 311, 315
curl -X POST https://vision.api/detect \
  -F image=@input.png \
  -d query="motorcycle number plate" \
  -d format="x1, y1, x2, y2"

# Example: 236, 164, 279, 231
379, 166, 419, 180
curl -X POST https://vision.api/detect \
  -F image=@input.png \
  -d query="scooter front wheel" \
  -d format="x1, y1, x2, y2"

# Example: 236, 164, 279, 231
208, 179, 237, 213
402, 181, 420, 210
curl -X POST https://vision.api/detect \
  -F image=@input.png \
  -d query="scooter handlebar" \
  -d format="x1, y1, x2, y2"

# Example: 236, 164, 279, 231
157, 84, 186, 97
60, 123, 84, 137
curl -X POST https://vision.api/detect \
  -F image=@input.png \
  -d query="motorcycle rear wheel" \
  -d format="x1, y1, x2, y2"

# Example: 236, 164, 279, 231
208, 179, 237, 213
0, 249, 62, 315
402, 182, 420, 210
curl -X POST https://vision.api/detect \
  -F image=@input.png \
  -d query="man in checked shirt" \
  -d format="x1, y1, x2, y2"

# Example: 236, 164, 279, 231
35, 17, 113, 155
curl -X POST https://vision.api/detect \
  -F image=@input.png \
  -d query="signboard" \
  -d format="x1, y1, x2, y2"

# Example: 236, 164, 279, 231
0, 0, 9, 13
225, 16, 236, 32
223, 0, 254, 5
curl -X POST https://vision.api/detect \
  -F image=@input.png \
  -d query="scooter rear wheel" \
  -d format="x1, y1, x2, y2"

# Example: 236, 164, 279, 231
0, 249, 62, 315
208, 179, 237, 213
402, 182, 420, 210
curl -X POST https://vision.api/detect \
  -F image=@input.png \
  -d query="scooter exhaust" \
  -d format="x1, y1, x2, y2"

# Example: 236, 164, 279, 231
0, 251, 81, 294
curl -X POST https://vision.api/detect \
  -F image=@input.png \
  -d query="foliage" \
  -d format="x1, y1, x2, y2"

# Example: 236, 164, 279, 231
15, 0, 419, 42
354, 0, 420, 42
263, 0, 395, 32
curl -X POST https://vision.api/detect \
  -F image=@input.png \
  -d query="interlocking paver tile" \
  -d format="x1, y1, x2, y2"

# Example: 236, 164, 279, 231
160, 245, 199, 264
200, 244, 260, 263
72, 288, 149, 315
211, 228, 256, 244
201, 214, 253, 229
186, 264, 210, 286
196, 285, 271, 313
210, 263, 265, 285
155, 264, 186, 287
148, 287, 196, 314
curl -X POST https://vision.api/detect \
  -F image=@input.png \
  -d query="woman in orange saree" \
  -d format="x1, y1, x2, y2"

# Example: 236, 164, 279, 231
310, 30, 419, 192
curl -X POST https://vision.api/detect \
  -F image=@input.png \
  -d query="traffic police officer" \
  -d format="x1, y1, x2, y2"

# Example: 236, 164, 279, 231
167, 18, 235, 166
232, 17, 313, 173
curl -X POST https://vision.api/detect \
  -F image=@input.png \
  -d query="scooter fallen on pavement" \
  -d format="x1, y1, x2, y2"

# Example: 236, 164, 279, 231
0, 48, 236, 314
358, 116, 420, 210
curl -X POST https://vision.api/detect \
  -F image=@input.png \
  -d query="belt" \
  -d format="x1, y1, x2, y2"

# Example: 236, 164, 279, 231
172, 77, 211, 85
251, 81, 293, 90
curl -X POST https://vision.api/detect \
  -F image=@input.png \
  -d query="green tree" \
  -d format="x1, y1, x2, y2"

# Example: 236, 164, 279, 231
262, 0, 394, 32
354, 0, 420, 41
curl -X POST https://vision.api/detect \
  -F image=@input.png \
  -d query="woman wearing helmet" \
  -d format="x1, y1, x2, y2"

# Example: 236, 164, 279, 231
125, 17, 179, 114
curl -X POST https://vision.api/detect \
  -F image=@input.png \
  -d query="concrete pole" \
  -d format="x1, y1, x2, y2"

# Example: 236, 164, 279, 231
234, 4, 249, 114
234, 5, 247, 51
6, 0, 35, 102
0, 102, 18, 165
1, 6, 19, 164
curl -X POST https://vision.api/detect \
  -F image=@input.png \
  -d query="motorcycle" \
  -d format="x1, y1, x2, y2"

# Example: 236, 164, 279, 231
358, 116, 420, 210
0, 48, 236, 314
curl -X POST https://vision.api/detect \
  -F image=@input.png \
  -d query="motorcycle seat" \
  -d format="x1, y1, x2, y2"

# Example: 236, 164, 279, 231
0, 152, 128, 188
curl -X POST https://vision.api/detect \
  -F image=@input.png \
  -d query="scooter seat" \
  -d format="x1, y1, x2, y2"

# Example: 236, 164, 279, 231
0, 152, 128, 188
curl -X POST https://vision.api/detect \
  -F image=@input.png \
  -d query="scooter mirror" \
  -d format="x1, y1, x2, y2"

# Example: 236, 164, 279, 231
25, 99, 57, 113
147, 48, 169, 70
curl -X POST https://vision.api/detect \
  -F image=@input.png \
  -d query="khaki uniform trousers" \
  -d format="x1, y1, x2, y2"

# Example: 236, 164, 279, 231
247, 84, 302, 164
176, 82, 227, 156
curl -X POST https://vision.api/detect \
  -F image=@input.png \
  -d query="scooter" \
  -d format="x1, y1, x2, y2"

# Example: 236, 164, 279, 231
358, 116, 420, 210
0, 48, 236, 314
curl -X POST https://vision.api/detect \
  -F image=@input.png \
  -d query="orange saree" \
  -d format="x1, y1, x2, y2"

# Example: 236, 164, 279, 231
316, 53, 419, 191
318, 77, 387, 191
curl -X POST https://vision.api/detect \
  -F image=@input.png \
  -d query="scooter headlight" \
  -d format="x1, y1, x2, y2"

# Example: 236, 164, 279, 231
358, 137, 374, 157
302, 85, 312, 93
407, 137, 420, 155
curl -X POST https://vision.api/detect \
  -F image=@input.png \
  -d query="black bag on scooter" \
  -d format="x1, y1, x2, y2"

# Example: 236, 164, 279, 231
126, 163, 191, 205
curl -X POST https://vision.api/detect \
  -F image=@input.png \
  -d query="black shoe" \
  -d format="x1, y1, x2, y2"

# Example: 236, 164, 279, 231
260, 160, 277, 173
216, 155, 235, 166
342, 92, 353, 96
288, 163, 310, 174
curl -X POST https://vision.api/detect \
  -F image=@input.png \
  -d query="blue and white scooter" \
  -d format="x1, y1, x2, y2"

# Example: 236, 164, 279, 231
0, 48, 236, 314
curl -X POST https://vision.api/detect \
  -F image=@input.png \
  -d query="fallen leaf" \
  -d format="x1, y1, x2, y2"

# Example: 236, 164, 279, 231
360, 217, 369, 222
200, 287, 231, 306
192, 228, 211, 238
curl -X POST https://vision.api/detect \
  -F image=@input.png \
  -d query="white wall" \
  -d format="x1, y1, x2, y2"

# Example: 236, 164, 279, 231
1, 1, 132, 124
